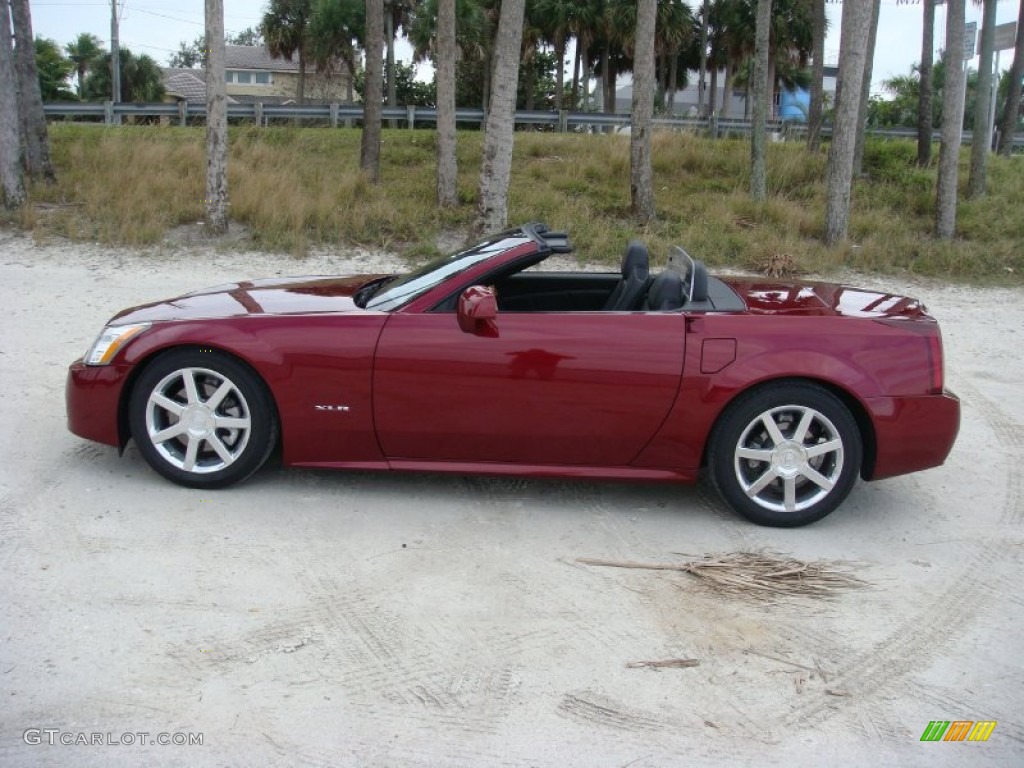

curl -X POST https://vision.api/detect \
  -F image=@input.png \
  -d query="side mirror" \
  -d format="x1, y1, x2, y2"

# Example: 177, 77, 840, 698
457, 285, 498, 335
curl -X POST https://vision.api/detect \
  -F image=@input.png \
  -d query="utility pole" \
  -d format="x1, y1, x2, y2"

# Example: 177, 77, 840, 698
110, 0, 121, 124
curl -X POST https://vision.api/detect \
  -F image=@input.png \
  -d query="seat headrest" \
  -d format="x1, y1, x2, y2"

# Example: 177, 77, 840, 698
689, 259, 708, 303
646, 271, 683, 311
621, 241, 649, 280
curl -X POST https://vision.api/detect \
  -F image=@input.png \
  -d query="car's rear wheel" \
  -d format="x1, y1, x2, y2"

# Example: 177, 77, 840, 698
128, 349, 277, 489
708, 382, 862, 527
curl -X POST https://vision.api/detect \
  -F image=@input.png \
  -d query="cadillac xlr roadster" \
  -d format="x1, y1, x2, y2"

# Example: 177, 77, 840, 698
66, 224, 960, 526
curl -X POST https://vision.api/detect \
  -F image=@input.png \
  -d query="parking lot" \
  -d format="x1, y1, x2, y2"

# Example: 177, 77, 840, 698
1, 230, 1021, 766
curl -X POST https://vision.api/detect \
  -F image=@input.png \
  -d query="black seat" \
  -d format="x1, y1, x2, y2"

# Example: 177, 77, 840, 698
644, 271, 684, 311
602, 241, 649, 311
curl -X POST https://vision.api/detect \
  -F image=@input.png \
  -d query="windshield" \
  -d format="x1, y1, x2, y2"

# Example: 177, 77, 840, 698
365, 234, 528, 311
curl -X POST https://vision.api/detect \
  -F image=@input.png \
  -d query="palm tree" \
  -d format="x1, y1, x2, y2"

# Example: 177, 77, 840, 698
750, 0, 772, 201
261, 0, 314, 104
916, 0, 936, 166
308, 0, 364, 104
84, 49, 165, 102
477, 0, 526, 233
385, 0, 414, 125
361, 0, 384, 182
936, 0, 966, 239
656, 0, 694, 114
533, 0, 576, 113
823, 0, 872, 245
406, 0, 492, 108
205, 0, 229, 235
568, 0, 602, 109
436, 0, 457, 206
996, 0, 1023, 156
806, 0, 825, 150
852, 0, 881, 176
65, 33, 105, 99
631, 0, 657, 222
968, 0, 998, 197
0, 0, 25, 208
10, 0, 54, 182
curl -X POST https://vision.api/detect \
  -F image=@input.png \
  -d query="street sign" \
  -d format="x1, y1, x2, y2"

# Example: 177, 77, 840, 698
993, 21, 1017, 53
964, 21, 977, 59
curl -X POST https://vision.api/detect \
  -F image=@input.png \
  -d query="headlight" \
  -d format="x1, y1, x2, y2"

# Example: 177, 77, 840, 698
84, 323, 150, 365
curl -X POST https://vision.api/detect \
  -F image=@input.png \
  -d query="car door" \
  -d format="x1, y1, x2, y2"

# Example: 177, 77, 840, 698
372, 310, 686, 467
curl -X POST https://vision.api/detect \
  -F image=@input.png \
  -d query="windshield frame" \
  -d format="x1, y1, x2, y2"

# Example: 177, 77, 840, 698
364, 231, 533, 312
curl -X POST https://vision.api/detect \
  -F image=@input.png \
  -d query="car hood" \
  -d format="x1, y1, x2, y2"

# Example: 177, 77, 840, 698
110, 275, 387, 324
720, 277, 932, 319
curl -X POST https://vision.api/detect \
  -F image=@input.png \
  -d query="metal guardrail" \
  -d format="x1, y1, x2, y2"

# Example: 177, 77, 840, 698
42, 101, 1023, 149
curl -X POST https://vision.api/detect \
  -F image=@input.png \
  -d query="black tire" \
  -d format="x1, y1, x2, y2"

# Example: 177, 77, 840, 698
128, 349, 278, 489
707, 382, 862, 527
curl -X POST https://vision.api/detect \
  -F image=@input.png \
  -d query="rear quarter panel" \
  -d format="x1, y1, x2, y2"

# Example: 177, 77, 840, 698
633, 313, 939, 472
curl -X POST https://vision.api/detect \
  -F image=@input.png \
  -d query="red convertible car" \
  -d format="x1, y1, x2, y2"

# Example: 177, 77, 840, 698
66, 224, 959, 527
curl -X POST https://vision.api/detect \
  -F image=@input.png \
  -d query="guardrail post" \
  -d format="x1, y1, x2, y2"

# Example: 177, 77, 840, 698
178, 101, 187, 127
407, 105, 416, 129
709, 113, 718, 140
254, 102, 264, 127
330, 103, 339, 128
558, 110, 568, 133
104, 101, 114, 125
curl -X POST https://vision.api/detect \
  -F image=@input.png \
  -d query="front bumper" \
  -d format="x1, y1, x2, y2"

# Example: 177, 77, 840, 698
66, 360, 132, 449
864, 390, 960, 481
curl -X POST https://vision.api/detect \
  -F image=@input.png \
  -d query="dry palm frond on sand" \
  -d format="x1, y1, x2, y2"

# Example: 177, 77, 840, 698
577, 551, 866, 598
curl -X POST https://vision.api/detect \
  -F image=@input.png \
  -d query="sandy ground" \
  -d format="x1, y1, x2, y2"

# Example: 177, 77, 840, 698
0, 229, 1021, 767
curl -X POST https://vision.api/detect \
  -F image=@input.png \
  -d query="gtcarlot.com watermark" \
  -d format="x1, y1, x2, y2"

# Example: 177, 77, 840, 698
23, 729, 203, 747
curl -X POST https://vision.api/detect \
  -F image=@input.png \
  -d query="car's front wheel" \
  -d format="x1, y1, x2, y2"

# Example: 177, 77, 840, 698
128, 349, 278, 489
708, 382, 862, 527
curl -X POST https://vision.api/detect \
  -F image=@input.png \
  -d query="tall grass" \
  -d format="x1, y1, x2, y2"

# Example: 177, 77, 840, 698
22, 123, 1024, 281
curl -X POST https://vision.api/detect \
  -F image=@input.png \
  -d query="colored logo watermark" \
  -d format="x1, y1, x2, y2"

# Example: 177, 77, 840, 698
920, 720, 997, 742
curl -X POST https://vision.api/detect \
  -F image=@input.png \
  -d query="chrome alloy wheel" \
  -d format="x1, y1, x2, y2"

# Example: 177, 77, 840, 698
145, 367, 252, 474
733, 405, 845, 514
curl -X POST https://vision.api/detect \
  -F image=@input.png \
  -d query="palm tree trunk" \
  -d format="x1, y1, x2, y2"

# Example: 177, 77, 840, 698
10, 0, 54, 182
750, 0, 772, 201
361, 0, 385, 183
435, 0, 457, 206
996, 0, 1024, 156
657, 51, 666, 108
525, 54, 536, 111
385, 3, 397, 128
571, 42, 582, 110
554, 36, 566, 113
709, 66, 718, 116
698, 0, 709, 116
476, 0, 526, 233
721, 63, 731, 116
853, 0, 881, 177
481, 50, 491, 111
823, 0, 872, 246
917, 0, 935, 166
968, 0, 997, 197
807, 0, 825, 151
602, 45, 612, 113
935, 0, 966, 239
205, 0, 229, 235
631, 0, 656, 222
669, 51, 678, 114
937, 0, 962, 237
0, 0, 25, 208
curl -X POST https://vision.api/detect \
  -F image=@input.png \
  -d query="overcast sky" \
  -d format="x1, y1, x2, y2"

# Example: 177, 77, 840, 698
28, 0, 1022, 97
